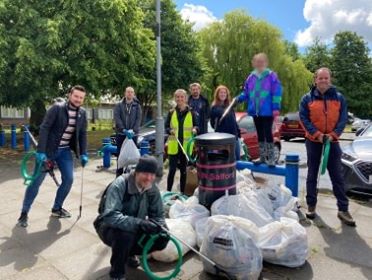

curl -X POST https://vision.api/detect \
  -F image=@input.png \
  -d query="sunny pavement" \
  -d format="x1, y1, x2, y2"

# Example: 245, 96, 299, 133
1, 155, 372, 280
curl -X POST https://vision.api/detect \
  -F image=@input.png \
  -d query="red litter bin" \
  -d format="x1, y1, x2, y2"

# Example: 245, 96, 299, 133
196, 132, 237, 208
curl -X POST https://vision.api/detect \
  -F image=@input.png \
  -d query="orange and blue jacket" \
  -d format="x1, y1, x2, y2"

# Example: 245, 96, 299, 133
299, 86, 348, 142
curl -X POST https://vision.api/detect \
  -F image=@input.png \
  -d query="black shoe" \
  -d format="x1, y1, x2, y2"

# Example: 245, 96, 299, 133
338, 211, 356, 227
17, 212, 28, 227
127, 255, 140, 268
51, 208, 71, 218
110, 277, 126, 280
305, 206, 316, 220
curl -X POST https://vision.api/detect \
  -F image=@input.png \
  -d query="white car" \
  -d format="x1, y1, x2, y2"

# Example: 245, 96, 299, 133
351, 118, 370, 132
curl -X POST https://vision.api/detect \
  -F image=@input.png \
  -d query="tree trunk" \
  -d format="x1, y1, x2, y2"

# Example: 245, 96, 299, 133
29, 98, 46, 136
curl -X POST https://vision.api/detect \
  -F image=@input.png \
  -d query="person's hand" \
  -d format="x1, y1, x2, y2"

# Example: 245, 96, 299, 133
36, 152, 47, 163
326, 134, 334, 142
140, 220, 161, 234
169, 129, 176, 136
80, 154, 89, 167
192, 128, 197, 135
126, 129, 134, 139
122, 129, 127, 135
273, 110, 280, 117
316, 133, 325, 143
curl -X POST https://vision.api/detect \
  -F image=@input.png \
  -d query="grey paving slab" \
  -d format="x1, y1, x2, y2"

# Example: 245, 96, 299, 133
4, 264, 68, 280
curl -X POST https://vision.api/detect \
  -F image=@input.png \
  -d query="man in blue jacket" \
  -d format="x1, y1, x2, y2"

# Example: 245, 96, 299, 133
17, 85, 89, 228
94, 156, 168, 280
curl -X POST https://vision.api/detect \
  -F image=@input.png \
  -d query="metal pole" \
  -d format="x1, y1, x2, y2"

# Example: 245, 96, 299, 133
155, 0, 164, 169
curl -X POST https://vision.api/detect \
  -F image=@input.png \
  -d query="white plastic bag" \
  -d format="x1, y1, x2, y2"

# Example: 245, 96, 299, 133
273, 196, 298, 221
117, 138, 140, 168
195, 217, 209, 248
265, 184, 293, 210
258, 217, 308, 267
151, 219, 196, 262
201, 215, 262, 280
169, 198, 210, 229
236, 169, 256, 192
211, 194, 273, 227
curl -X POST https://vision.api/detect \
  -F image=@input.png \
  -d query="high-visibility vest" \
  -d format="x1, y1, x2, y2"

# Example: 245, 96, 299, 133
167, 110, 194, 155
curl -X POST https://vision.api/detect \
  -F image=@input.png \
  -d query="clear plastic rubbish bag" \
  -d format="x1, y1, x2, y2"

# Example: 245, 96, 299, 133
151, 219, 196, 262
117, 138, 140, 168
195, 217, 209, 248
169, 198, 210, 229
258, 217, 308, 267
201, 215, 262, 280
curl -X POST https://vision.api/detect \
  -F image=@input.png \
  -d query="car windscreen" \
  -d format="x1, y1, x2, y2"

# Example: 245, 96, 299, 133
361, 125, 372, 137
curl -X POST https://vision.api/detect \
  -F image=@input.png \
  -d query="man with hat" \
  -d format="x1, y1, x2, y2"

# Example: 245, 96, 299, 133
94, 155, 168, 280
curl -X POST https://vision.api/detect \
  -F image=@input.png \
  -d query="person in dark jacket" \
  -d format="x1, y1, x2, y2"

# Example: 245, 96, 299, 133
17, 85, 88, 227
188, 82, 210, 134
94, 156, 168, 280
166, 89, 198, 193
210, 85, 241, 160
114, 87, 142, 177
299, 67, 355, 226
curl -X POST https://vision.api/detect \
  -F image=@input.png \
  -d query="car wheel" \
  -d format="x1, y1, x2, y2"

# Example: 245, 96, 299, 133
283, 137, 291, 142
274, 144, 281, 163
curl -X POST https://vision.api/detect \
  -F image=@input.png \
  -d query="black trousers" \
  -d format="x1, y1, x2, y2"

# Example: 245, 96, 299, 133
167, 151, 187, 193
99, 227, 168, 278
116, 134, 138, 177
305, 139, 348, 211
253, 116, 274, 143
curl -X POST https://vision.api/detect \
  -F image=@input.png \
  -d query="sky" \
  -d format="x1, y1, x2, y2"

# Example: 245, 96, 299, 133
175, 0, 372, 48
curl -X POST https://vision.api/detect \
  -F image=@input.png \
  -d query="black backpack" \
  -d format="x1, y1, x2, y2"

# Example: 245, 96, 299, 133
93, 175, 129, 231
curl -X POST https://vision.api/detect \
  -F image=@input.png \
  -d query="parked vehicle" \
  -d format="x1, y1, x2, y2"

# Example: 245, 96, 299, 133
351, 118, 370, 132
110, 120, 168, 155
280, 112, 306, 141
235, 112, 282, 162
341, 123, 372, 196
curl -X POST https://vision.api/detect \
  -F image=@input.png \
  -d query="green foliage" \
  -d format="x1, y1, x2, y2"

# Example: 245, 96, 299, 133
284, 40, 301, 61
303, 38, 331, 74
0, 0, 155, 121
331, 31, 372, 117
198, 10, 312, 112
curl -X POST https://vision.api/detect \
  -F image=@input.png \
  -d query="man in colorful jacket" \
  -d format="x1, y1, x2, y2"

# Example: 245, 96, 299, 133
299, 67, 355, 226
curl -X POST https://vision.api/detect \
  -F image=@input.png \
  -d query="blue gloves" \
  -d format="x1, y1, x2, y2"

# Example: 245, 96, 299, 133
36, 152, 47, 163
123, 129, 134, 139
81, 154, 89, 167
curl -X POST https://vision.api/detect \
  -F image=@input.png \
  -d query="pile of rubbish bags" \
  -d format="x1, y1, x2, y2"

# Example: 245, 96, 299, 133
151, 169, 308, 279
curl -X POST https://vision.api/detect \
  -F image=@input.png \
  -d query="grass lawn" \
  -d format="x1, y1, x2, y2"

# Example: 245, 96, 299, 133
87, 129, 114, 151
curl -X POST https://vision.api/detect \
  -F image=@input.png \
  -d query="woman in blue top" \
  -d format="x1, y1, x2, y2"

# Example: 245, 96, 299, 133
210, 85, 241, 160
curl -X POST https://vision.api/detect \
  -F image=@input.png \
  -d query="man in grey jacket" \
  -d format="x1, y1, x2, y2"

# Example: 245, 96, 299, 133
114, 86, 142, 176
94, 156, 168, 280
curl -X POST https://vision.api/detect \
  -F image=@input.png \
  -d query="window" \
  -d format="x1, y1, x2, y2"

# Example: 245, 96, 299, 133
0, 106, 25, 118
86, 108, 92, 120
98, 108, 113, 120
238, 116, 256, 132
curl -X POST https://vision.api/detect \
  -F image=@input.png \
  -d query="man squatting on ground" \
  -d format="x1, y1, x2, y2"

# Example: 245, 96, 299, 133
299, 67, 356, 226
17, 85, 89, 227
94, 155, 169, 280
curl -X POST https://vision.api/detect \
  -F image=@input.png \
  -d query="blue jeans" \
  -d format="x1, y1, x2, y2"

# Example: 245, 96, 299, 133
21, 147, 74, 213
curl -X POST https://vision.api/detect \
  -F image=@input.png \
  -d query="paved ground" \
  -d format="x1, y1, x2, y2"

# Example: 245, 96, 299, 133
1, 136, 372, 280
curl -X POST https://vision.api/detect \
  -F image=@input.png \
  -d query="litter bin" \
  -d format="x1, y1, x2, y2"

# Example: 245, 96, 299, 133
196, 132, 237, 208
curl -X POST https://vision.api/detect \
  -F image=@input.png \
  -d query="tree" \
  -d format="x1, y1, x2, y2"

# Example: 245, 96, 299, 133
198, 10, 312, 112
138, 0, 204, 115
284, 40, 301, 61
303, 38, 331, 74
331, 31, 372, 117
0, 0, 155, 128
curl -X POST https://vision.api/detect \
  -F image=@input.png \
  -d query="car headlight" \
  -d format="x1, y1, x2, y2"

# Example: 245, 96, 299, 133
341, 152, 358, 162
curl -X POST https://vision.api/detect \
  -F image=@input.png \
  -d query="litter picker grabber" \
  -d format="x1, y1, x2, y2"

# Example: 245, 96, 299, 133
22, 125, 60, 187
316, 135, 331, 193
77, 166, 85, 221
219, 97, 237, 125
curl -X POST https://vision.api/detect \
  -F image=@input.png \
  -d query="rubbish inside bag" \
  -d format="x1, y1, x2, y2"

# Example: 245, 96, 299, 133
201, 215, 262, 280
169, 197, 210, 228
258, 217, 308, 267
117, 138, 140, 168
151, 218, 196, 263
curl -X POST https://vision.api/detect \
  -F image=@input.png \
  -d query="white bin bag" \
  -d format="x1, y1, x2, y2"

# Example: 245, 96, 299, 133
169, 198, 210, 228
117, 138, 140, 168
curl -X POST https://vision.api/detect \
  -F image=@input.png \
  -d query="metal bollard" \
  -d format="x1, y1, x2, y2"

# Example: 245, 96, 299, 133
0, 130, 5, 147
284, 154, 299, 197
140, 140, 150, 156
11, 124, 17, 149
23, 125, 30, 151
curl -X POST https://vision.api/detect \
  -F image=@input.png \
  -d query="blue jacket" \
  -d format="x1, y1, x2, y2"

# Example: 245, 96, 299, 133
238, 69, 282, 116
210, 104, 240, 138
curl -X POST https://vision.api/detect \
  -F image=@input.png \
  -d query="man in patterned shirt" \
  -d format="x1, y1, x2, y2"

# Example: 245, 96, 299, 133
17, 85, 89, 228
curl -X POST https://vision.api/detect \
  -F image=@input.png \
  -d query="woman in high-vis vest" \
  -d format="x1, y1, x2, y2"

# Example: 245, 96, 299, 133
165, 89, 198, 193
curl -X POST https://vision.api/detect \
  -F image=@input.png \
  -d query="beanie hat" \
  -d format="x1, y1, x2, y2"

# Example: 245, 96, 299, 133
135, 155, 158, 174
